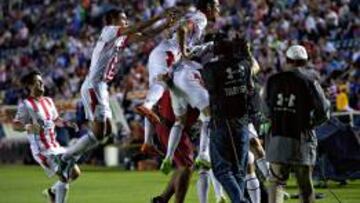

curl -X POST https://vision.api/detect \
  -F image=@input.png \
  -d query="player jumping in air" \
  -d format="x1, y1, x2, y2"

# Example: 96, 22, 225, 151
58, 7, 178, 178
135, 0, 219, 171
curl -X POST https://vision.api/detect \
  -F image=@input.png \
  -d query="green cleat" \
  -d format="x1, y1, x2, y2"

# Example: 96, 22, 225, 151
195, 156, 211, 170
160, 158, 172, 175
42, 188, 55, 203
217, 196, 226, 203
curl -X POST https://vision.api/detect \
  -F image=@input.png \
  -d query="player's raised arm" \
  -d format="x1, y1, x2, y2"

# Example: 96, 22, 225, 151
177, 21, 189, 58
122, 7, 182, 36
126, 16, 177, 44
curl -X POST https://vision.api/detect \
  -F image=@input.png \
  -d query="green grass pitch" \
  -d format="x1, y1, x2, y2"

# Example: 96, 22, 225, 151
0, 165, 359, 203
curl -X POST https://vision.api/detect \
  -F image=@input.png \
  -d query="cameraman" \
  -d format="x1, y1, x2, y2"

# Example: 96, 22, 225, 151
264, 45, 330, 203
202, 35, 257, 203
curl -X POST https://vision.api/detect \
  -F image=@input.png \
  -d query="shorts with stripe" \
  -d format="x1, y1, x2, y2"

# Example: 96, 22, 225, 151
81, 79, 112, 121
171, 65, 209, 116
32, 147, 66, 177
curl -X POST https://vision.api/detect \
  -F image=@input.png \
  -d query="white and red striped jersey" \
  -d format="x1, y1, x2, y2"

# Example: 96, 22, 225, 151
13, 97, 60, 155
87, 26, 128, 83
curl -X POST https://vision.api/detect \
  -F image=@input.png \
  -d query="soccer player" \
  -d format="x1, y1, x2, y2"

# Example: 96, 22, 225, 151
58, 7, 178, 175
135, 0, 220, 157
150, 91, 198, 203
149, 90, 225, 203
157, 45, 225, 202
12, 71, 81, 203
246, 124, 263, 203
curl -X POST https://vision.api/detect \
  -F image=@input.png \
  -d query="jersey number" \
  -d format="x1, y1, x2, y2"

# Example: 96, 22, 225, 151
104, 55, 119, 81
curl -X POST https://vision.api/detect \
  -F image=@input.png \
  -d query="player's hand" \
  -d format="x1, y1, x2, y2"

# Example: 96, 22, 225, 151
65, 121, 79, 132
156, 73, 171, 83
182, 49, 192, 60
163, 7, 182, 21
25, 123, 42, 134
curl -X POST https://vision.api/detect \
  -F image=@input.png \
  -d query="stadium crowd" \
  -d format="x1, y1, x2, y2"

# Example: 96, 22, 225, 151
0, 0, 359, 134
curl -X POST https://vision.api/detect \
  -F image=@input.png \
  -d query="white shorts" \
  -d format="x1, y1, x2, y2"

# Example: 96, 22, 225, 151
170, 62, 209, 116
248, 123, 258, 139
248, 151, 255, 165
148, 40, 181, 85
148, 62, 169, 86
33, 147, 66, 177
81, 79, 112, 121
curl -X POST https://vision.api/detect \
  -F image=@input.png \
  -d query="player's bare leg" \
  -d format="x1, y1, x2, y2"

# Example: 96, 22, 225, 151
154, 171, 177, 202
174, 167, 192, 203
152, 167, 192, 203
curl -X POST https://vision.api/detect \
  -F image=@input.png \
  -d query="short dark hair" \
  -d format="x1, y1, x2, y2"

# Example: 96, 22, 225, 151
196, 0, 217, 12
213, 32, 251, 59
21, 70, 41, 87
104, 7, 124, 25
232, 34, 251, 58
213, 38, 233, 57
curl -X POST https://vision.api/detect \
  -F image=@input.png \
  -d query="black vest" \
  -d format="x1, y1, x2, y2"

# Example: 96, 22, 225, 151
203, 57, 252, 119
266, 69, 315, 139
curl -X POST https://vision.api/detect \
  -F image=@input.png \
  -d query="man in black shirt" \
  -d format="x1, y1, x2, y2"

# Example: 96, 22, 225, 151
202, 36, 256, 203
264, 45, 330, 203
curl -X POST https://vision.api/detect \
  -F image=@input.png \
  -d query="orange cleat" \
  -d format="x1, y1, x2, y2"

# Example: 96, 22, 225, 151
134, 105, 161, 125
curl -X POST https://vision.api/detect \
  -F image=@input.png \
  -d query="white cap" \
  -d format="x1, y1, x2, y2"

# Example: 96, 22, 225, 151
286, 45, 308, 60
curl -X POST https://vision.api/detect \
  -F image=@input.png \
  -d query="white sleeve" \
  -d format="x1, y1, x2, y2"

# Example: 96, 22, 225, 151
49, 98, 59, 120
248, 123, 259, 139
100, 26, 121, 42
13, 102, 31, 125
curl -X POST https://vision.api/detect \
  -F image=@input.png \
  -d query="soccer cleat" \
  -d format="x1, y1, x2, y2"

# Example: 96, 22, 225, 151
160, 157, 172, 175
42, 188, 55, 203
134, 105, 161, 125
151, 196, 166, 203
283, 191, 291, 200
56, 155, 75, 181
195, 154, 211, 170
216, 196, 227, 203
141, 143, 164, 157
